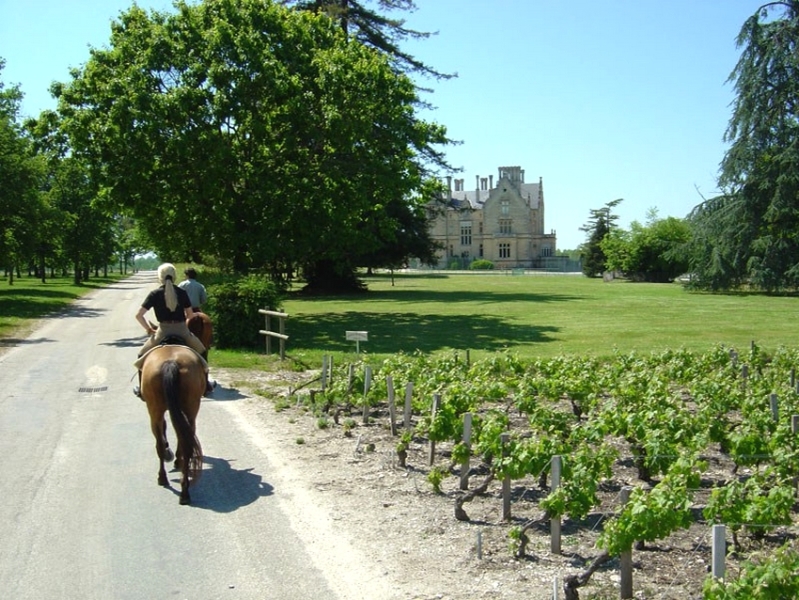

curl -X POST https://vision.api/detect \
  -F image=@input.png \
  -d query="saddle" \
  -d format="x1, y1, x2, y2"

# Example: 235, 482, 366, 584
133, 340, 207, 371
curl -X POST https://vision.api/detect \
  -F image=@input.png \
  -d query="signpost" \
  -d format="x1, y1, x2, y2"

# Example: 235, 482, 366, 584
345, 330, 368, 353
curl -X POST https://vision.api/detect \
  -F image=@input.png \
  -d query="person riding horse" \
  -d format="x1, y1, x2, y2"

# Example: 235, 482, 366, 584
133, 263, 214, 396
178, 267, 207, 312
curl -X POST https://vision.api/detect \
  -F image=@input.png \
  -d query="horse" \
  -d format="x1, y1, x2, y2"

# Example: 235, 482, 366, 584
187, 311, 213, 362
140, 344, 205, 505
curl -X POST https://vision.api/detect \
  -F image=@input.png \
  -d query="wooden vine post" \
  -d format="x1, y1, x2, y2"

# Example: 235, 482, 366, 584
619, 486, 633, 599
428, 393, 441, 465
712, 524, 726, 580
501, 432, 511, 521
404, 382, 413, 430
460, 413, 472, 490
386, 376, 397, 435
320, 355, 328, 391
551, 455, 563, 554
793, 415, 799, 496
362, 365, 372, 424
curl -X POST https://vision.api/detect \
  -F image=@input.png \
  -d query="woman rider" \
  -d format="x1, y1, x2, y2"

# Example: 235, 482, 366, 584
133, 263, 213, 396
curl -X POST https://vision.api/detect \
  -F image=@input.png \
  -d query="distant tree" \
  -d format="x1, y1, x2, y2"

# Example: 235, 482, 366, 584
602, 210, 692, 282
0, 59, 44, 284
579, 198, 622, 278
688, 1, 799, 291
27, 110, 115, 284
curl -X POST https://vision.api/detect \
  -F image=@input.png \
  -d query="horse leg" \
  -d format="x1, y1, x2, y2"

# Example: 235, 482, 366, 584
179, 460, 191, 505
151, 419, 169, 487
162, 419, 174, 463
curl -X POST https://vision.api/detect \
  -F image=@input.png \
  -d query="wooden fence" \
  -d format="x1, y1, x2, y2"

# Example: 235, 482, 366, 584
258, 309, 288, 359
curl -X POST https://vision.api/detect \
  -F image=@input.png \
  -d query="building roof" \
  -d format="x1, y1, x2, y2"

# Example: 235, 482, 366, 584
449, 181, 542, 210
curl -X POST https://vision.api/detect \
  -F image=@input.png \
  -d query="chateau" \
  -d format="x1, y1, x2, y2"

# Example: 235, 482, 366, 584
429, 166, 557, 269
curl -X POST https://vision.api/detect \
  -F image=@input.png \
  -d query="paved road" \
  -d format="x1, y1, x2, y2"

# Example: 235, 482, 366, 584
0, 272, 376, 600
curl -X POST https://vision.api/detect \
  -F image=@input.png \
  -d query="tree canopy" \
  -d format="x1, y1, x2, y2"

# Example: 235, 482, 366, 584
54, 0, 451, 287
579, 198, 622, 278
688, 1, 799, 291
602, 210, 692, 283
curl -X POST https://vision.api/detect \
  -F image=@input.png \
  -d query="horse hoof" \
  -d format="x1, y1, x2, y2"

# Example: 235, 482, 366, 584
158, 476, 168, 487
179, 495, 191, 505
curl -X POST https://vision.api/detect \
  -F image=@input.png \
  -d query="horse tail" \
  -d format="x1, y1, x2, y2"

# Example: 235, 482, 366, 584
162, 360, 203, 483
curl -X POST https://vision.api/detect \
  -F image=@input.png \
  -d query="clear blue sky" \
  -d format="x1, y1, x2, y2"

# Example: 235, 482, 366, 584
1, 0, 767, 249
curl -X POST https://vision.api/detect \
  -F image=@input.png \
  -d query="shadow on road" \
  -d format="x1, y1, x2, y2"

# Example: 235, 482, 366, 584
183, 455, 273, 512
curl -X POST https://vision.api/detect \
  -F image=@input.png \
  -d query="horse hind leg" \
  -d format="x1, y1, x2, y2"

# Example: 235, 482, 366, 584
162, 419, 174, 463
151, 421, 170, 487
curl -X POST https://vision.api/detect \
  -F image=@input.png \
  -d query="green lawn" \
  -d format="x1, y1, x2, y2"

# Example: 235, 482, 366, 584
3, 271, 797, 369
268, 272, 799, 365
0, 274, 126, 341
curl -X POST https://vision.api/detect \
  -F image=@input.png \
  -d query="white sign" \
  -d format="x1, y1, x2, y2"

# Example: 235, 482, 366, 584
345, 331, 368, 342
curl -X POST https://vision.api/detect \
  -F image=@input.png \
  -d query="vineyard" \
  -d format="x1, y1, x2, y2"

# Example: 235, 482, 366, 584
298, 343, 799, 599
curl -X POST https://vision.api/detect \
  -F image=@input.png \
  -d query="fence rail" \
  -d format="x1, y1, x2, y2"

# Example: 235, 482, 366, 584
258, 309, 288, 359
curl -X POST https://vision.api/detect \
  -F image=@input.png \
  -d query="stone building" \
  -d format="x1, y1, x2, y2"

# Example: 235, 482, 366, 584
429, 166, 557, 269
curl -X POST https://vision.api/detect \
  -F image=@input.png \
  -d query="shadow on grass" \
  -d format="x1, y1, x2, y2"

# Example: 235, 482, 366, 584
288, 288, 585, 305
289, 311, 561, 354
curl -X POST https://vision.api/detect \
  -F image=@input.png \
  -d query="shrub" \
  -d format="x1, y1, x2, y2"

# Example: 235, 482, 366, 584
206, 275, 283, 349
470, 259, 494, 270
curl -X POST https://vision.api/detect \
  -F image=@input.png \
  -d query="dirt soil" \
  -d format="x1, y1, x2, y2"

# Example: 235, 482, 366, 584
210, 366, 789, 600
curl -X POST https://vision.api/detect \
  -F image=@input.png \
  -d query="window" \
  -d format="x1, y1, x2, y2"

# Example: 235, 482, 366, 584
499, 243, 510, 258
501, 200, 510, 216
479, 243, 484, 257
499, 219, 511, 234
541, 245, 552, 257
460, 223, 472, 246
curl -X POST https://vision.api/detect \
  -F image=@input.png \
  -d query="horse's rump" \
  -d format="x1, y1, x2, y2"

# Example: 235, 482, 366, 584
187, 312, 213, 352
141, 345, 205, 497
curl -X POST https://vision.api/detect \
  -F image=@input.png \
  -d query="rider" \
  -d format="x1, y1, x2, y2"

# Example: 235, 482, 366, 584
133, 263, 213, 397
178, 267, 207, 312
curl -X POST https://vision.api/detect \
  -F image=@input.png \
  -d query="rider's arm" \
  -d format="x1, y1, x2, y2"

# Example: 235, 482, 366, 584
136, 306, 155, 335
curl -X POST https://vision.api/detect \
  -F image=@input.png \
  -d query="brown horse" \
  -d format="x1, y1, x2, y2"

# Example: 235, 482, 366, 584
187, 311, 213, 361
140, 344, 205, 505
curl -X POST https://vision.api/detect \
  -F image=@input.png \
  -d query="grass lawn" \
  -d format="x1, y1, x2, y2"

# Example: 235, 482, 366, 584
0, 273, 127, 342
2, 270, 797, 369
264, 272, 799, 366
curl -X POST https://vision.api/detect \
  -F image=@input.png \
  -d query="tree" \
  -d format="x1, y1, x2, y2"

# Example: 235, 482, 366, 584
579, 198, 622, 278
55, 0, 452, 290
281, 0, 456, 289
27, 110, 116, 284
688, 1, 799, 291
0, 59, 45, 284
602, 210, 692, 283
280, 0, 454, 82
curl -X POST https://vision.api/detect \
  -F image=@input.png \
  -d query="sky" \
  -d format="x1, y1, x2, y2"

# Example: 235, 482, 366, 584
0, 0, 770, 249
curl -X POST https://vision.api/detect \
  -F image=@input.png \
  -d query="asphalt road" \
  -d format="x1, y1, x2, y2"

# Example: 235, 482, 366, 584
0, 272, 379, 600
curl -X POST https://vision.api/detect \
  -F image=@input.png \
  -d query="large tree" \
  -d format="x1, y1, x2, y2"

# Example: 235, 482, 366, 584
688, 1, 799, 291
54, 0, 451, 289
281, 0, 454, 287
